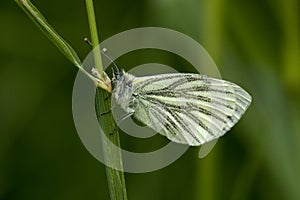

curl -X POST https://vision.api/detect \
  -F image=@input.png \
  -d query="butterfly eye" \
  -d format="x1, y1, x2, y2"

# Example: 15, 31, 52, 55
113, 70, 123, 81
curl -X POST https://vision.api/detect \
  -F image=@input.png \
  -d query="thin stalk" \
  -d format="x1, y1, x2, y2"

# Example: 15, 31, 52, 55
15, 0, 111, 92
95, 89, 128, 200
85, 0, 103, 73
85, 1, 128, 200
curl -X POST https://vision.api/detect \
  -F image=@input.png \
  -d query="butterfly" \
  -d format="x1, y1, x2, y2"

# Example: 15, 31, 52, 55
111, 67, 252, 146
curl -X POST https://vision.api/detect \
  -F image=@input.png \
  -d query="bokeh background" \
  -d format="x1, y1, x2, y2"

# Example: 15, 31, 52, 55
1, 0, 299, 199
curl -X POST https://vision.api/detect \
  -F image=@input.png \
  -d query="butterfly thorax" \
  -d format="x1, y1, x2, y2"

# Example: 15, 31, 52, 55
112, 70, 136, 113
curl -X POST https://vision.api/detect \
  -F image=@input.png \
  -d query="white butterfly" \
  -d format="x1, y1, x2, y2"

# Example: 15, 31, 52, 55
111, 68, 252, 146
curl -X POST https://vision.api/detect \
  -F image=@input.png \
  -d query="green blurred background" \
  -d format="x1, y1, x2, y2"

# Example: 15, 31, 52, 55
1, 0, 299, 199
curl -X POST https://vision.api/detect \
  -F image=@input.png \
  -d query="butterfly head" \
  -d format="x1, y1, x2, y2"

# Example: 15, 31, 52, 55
112, 68, 124, 83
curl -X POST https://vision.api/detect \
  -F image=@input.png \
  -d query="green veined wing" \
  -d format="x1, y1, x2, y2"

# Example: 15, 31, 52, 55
129, 73, 251, 146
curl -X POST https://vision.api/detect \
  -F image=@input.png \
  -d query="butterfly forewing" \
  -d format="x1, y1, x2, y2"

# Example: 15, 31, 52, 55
129, 73, 251, 146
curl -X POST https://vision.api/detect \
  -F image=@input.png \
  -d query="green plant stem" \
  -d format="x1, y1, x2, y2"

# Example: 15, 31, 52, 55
85, 1, 128, 200
16, 0, 81, 67
85, 0, 103, 73
95, 89, 128, 200
15, 0, 97, 82
15, 0, 113, 93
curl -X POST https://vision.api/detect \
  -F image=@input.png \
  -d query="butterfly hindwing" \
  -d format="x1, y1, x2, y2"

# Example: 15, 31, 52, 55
129, 73, 251, 146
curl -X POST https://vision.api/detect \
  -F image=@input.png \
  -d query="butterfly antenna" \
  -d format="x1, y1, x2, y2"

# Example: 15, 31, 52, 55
84, 38, 93, 47
101, 48, 120, 74
84, 38, 120, 73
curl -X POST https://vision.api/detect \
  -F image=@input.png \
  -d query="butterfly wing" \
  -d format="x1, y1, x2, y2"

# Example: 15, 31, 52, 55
130, 73, 252, 146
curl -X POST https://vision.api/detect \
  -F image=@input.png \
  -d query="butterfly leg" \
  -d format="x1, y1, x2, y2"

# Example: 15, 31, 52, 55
107, 113, 133, 135
99, 103, 116, 116
100, 109, 111, 116
115, 112, 134, 125
107, 112, 134, 135
104, 93, 111, 101
109, 126, 117, 135
98, 109, 117, 135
